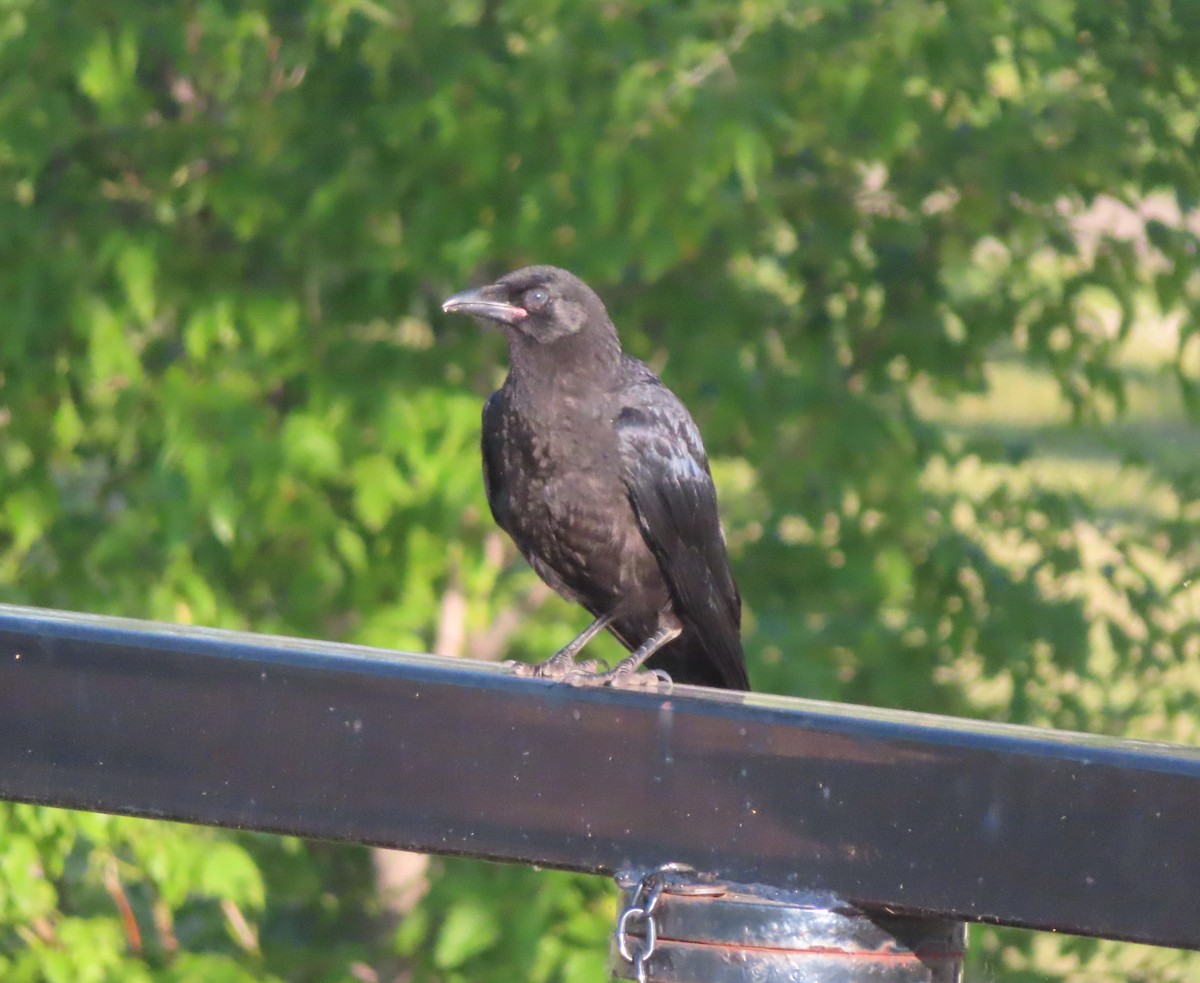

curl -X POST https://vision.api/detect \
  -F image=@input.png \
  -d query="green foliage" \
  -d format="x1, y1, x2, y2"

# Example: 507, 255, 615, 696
0, 0, 1197, 979
399, 863, 612, 983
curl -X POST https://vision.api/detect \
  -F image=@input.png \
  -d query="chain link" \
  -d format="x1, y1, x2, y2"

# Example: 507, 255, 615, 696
614, 863, 698, 983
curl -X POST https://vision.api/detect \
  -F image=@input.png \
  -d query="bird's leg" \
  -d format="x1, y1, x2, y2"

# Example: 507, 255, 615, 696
506, 611, 616, 680
568, 624, 682, 689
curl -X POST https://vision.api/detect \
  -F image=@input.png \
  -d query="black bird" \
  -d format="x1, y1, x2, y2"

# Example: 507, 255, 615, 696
442, 266, 749, 690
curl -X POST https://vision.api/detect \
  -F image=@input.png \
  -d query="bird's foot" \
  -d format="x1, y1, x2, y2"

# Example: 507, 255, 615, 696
503, 621, 615, 681
504, 656, 606, 681
504, 657, 672, 691
504, 621, 678, 691
560, 625, 681, 689
565, 666, 673, 691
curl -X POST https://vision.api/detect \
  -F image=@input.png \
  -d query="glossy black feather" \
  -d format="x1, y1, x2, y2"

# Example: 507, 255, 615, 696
616, 396, 747, 689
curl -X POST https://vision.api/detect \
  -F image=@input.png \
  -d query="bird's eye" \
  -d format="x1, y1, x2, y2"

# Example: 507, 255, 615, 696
523, 287, 550, 311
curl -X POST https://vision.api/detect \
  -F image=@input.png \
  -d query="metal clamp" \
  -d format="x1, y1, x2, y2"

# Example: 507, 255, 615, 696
614, 863, 726, 983
611, 868, 965, 982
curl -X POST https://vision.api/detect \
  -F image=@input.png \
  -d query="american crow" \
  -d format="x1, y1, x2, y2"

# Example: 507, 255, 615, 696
442, 266, 749, 690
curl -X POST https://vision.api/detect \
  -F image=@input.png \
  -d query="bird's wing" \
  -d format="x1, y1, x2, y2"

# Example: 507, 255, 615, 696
615, 395, 747, 689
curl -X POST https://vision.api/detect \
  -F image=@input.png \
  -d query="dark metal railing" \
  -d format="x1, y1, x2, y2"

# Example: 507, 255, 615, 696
2, 603, 1198, 960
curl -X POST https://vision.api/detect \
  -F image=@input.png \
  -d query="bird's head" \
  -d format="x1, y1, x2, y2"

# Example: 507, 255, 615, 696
441, 265, 611, 346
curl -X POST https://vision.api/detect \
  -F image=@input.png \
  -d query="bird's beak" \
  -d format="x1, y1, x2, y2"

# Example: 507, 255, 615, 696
441, 286, 528, 325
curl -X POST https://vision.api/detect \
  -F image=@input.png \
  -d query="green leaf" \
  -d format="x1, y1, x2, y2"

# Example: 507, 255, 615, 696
0, 835, 57, 921
53, 399, 85, 451
282, 413, 344, 478
199, 842, 265, 909
117, 242, 157, 326
77, 29, 138, 109
352, 454, 410, 530
433, 901, 502, 969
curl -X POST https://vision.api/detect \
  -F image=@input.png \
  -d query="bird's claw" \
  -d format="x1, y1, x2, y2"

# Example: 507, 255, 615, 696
563, 669, 603, 687
613, 667, 674, 691
505, 652, 673, 690
564, 666, 673, 691
504, 658, 673, 691
646, 669, 674, 690
504, 657, 606, 681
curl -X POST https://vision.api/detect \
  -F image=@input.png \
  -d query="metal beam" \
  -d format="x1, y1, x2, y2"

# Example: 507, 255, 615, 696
1, 604, 1198, 950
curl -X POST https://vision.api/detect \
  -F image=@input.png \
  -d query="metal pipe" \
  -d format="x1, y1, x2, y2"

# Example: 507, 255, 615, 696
1, 604, 1199, 949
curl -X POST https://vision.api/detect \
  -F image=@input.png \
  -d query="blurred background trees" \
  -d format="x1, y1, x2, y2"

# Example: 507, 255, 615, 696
1, 0, 1197, 979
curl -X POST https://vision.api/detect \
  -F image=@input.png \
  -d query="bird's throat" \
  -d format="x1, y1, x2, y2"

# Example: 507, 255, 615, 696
504, 325, 623, 395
